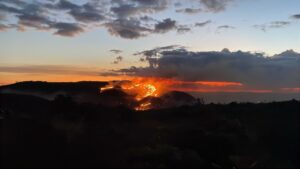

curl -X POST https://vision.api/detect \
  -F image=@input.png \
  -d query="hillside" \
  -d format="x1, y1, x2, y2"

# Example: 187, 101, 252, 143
1, 86, 299, 168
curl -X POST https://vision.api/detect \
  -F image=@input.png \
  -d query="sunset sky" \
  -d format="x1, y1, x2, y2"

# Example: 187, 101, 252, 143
0, 0, 299, 99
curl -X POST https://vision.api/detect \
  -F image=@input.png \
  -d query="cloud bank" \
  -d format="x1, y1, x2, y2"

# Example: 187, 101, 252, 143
102, 47, 300, 91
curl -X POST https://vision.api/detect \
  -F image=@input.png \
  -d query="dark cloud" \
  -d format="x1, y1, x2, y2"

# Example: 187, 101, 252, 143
0, 0, 108, 36
46, 0, 105, 22
110, 4, 140, 18
291, 14, 300, 19
200, 0, 233, 12
69, 6, 105, 23
110, 49, 122, 54
195, 20, 211, 27
0, 3, 21, 14
51, 22, 84, 37
104, 18, 151, 39
105, 48, 300, 90
0, 0, 228, 38
17, 13, 52, 30
134, 45, 186, 68
176, 8, 202, 14
110, 0, 167, 18
112, 56, 123, 64
105, 17, 179, 39
1, 0, 27, 6
154, 18, 177, 33
177, 25, 191, 33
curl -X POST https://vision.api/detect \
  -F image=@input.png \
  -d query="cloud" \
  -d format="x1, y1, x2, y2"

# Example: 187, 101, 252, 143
110, 49, 122, 54
110, 0, 168, 18
269, 21, 290, 28
104, 18, 151, 39
290, 14, 300, 19
112, 56, 123, 64
51, 22, 84, 37
154, 18, 177, 33
177, 25, 191, 33
217, 25, 235, 29
0, 0, 231, 38
254, 21, 291, 31
103, 47, 300, 90
195, 20, 212, 27
176, 8, 202, 14
200, 0, 233, 12
216, 25, 235, 33
133, 45, 186, 67
69, 5, 105, 23
0, 65, 100, 75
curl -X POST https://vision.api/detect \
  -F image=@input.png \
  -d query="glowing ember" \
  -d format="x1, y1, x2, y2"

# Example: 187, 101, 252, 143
135, 102, 152, 111
99, 84, 114, 93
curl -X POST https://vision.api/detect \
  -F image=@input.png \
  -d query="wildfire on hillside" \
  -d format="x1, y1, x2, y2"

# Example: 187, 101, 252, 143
100, 77, 243, 110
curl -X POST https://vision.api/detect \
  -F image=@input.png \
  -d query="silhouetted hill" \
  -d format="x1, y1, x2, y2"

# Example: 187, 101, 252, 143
0, 81, 300, 168
0, 81, 107, 93
1, 90, 299, 168
0, 81, 199, 109
0, 81, 107, 103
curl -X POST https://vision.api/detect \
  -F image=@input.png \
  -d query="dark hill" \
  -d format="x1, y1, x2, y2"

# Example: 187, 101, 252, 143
0, 91, 299, 168
160, 91, 197, 107
0, 81, 107, 94
0, 81, 107, 103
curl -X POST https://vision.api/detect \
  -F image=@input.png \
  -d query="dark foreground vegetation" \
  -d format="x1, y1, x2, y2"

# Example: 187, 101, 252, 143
0, 82, 299, 168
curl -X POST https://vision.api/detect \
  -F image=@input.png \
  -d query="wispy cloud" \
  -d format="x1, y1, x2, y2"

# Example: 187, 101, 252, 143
112, 56, 123, 64
195, 20, 212, 27
254, 21, 291, 32
110, 49, 123, 54
0, 65, 100, 75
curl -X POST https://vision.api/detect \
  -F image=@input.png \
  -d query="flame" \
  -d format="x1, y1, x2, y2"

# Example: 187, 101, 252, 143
120, 78, 164, 110
99, 83, 114, 93
100, 77, 244, 111
135, 102, 152, 111
120, 78, 162, 100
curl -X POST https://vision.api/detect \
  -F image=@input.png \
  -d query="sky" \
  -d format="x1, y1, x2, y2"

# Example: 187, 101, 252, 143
0, 0, 299, 100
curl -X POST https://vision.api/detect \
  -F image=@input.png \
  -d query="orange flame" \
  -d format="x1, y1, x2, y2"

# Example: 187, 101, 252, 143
100, 77, 244, 110
120, 78, 164, 100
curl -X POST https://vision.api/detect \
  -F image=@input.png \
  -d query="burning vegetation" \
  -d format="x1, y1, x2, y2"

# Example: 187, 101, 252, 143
100, 78, 167, 110
99, 77, 245, 110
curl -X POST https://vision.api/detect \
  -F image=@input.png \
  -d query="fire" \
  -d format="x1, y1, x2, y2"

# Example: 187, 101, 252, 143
99, 78, 166, 111
99, 83, 114, 93
121, 79, 161, 100
120, 78, 164, 110
100, 77, 244, 111
135, 102, 152, 111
